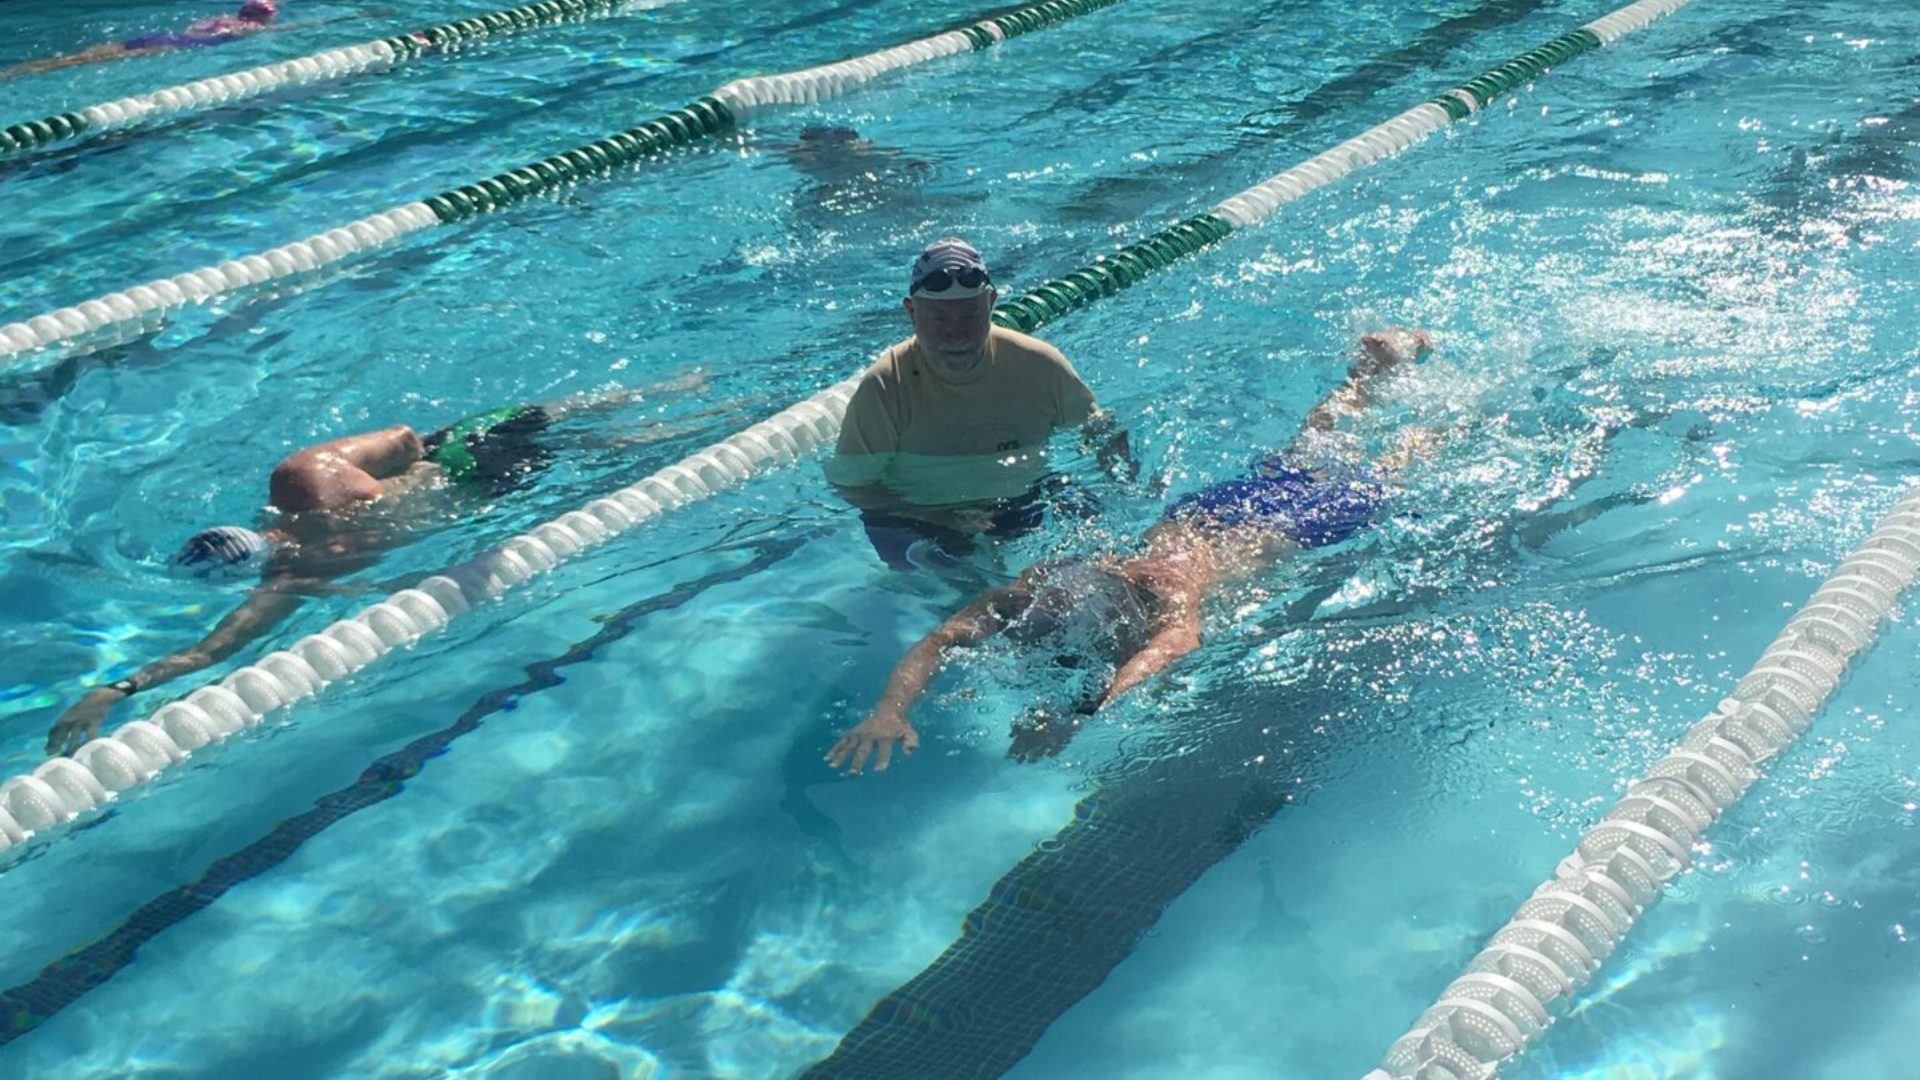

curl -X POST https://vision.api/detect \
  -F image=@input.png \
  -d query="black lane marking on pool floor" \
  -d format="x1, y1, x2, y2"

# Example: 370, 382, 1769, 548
0, 533, 806, 1046
792, 616, 1414, 1080
801, 752, 1291, 1080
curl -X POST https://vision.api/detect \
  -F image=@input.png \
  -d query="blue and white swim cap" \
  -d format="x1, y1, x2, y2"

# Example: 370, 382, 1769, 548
908, 237, 993, 299
172, 526, 273, 579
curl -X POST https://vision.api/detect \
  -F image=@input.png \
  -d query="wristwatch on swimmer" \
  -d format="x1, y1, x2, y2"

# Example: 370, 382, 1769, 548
104, 677, 140, 698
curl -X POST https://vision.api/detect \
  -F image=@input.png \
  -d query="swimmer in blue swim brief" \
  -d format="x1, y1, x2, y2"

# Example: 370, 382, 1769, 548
828, 328, 1438, 775
0, 1, 280, 82
45, 378, 705, 756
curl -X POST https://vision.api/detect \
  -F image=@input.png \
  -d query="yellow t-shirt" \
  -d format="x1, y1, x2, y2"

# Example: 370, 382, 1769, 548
825, 326, 1097, 507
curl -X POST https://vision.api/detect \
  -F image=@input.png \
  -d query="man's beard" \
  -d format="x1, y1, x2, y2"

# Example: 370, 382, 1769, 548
925, 338, 985, 374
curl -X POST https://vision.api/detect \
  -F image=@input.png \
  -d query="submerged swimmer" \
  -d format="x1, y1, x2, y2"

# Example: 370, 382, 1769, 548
46, 379, 702, 756
0, 1, 281, 82
776, 125, 939, 221
826, 328, 1434, 774
780, 125, 932, 187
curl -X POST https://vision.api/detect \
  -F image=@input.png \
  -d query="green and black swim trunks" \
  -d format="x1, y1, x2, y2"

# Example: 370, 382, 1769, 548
421, 405, 553, 495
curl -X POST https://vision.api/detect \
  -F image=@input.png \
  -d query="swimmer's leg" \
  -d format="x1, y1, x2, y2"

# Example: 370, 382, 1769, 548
532, 368, 711, 422
0, 43, 137, 81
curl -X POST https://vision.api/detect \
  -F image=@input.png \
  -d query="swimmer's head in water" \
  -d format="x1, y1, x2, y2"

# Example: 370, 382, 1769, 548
1003, 562, 1160, 661
238, 0, 279, 24
798, 124, 860, 146
173, 526, 274, 580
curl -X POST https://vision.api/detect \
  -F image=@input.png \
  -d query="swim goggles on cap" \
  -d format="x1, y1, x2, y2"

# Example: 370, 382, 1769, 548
910, 267, 991, 297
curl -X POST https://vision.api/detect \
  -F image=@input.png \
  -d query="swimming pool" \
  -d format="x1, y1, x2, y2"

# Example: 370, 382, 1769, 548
1, 0, 1917, 1074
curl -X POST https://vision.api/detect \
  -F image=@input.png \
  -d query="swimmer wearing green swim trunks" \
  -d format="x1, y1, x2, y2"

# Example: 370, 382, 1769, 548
420, 404, 554, 492
46, 379, 702, 757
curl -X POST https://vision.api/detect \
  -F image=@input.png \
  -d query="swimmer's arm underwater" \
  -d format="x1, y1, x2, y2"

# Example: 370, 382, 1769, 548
826, 582, 1029, 775
1100, 606, 1204, 706
46, 587, 305, 756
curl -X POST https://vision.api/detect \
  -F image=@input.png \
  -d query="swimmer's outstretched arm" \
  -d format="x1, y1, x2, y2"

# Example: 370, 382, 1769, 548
46, 587, 304, 756
1304, 329, 1433, 433
0, 43, 135, 81
827, 581, 1029, 775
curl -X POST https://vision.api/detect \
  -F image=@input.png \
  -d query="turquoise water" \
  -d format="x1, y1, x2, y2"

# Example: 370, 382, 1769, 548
1, 0, 1918, 1076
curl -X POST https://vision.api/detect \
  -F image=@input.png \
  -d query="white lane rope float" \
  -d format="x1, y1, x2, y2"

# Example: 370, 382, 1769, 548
0, 0, 666, 158
1364, 483, 1920, 1080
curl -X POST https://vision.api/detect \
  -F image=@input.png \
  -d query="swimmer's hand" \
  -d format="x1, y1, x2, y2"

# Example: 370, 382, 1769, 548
826, 707, 919, 775
47, 688, 120, 756
1354, 328, 1433, 380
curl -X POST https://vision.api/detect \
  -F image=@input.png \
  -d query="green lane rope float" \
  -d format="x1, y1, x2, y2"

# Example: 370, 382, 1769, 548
0, 0, 649, 159
991, 0, 1695, 338
0, 0, 1127, 367
0, 0, 1698, 866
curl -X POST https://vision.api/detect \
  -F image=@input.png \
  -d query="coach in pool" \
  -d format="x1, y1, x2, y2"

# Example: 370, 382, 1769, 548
825, 237, 1134, 569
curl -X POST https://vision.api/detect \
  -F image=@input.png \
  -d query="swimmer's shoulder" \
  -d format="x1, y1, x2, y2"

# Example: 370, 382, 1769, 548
990, 326, 1082, 376
856, 338, 928, 399
842, 340, 922, 431
987, 325, 1069, 367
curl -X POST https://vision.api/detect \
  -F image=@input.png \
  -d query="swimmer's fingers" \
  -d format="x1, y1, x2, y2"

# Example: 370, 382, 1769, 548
46, 694, 110, 757
873, 726, 919, 773
824, 732, 860, 772
825, 716, 918, 775
825, 730, 877, 775
47, 716, 91, 757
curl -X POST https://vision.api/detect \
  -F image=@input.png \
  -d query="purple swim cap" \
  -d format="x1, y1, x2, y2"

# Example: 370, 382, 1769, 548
239, 0, 279, 23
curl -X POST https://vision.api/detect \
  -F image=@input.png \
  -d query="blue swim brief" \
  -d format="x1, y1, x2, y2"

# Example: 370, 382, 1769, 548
1164, 456, 1389, 548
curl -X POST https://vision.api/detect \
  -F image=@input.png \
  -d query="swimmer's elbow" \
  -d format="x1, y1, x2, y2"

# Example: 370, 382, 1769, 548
269, 454, 326, 511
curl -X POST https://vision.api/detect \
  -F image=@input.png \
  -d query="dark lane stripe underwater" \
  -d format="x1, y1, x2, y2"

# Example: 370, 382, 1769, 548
1052, 0, 1560, 221
801, 682, 1343, 1078
0, 532, 807, 1046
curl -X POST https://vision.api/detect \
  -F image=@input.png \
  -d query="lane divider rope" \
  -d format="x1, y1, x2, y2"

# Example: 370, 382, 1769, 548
0, 0, 1125, 368
0, 370, 865, 851
989, 0, 1694, 335
1365, 483, 1920, 1080
0, 0, 1696, 874
0, 0, 652, 159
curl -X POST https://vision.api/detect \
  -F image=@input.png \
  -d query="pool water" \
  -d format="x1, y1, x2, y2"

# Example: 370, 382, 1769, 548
1, 0, 1918, 1076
